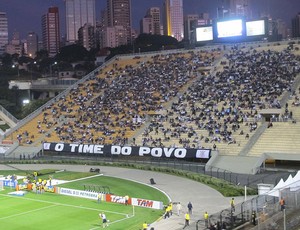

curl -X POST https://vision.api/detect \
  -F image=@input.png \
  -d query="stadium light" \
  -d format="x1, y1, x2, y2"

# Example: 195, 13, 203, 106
22, 99, 30, 106
12, 64, 20, 77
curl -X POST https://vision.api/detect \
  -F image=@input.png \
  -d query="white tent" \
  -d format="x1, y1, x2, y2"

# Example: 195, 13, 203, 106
267, 178, 284, 197
290, 171, 300, 191
267, 171, 300, 197
285, 174, 294, 185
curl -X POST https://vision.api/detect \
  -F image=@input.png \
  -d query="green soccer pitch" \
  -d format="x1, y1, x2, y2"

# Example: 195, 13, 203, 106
0, 171, 168, 230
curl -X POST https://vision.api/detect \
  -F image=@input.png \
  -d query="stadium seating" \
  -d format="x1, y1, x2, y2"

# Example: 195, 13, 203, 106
3, 41, 300, 167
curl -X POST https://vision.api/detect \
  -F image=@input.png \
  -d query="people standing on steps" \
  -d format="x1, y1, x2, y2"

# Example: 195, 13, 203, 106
187, 202, 193, 215
230, 198, 235, 212
204, 211, 209, 228
176, 202, 182, 216
279, 197, 285, 211
183, 212, 190, 229
252, 211, 256, 225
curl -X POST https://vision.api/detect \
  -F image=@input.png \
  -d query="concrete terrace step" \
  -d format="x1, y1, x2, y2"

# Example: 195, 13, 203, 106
5, 145, 42, 159
207, 155, 262, 174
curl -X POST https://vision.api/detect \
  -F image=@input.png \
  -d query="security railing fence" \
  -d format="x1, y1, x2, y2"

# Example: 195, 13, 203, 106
0, 104, 19, 124
204, 165, 294, 189
196, 179, 300, 230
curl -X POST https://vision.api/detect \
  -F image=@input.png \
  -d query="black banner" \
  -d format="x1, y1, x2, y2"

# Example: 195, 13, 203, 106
43, 142, 211, 159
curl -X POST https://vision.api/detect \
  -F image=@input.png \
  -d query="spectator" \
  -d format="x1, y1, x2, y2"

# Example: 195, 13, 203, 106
183, 212, 190, 229
204, 211, 209, 228
176, 202, 182, 216
187, 201, 193, 214
280, 197, 285, 211
230, 198, 235, 212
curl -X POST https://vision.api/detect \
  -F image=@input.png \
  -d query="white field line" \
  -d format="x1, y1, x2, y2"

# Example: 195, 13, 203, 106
63, 173, 103, 183
0, 204, 58, 220
0, 193, 127, 216
89, 205, 135, 230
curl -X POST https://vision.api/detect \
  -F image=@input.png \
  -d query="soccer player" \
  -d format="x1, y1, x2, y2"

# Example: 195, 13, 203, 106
99, 212, 108, 228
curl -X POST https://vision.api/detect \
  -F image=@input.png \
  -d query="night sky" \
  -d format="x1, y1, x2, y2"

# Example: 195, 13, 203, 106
0, 0, 299, 40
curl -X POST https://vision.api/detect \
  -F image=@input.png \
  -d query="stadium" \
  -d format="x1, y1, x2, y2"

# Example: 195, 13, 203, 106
1, 17, 300, 230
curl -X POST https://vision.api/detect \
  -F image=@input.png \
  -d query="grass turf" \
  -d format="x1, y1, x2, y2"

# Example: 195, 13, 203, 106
0, 171, 167, 230
61, 175, 169, 203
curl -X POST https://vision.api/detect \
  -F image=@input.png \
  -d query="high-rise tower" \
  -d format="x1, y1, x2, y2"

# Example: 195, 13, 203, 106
292, 13, 300, 38
107, 0, 132, 44
147, 7, 161, 35
27, 32, 38, 58
0, 12, 8, 55
42, 7, 60, 57
229, 0, 250, 18
163, 0, 184, 41
65, 0, 96, 43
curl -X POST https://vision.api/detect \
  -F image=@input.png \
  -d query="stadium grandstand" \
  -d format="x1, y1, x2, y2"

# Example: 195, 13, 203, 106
0, 39, 300, 175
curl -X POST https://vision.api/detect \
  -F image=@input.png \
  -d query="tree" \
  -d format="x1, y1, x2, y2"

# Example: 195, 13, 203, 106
18, 56, 33, 65
39, 57, 55, 74
20, 98, 50, 118
135, 34, 179, 52
36, 49, 49, 61
1, 53, 13, 67
57, 44, 90, 62
11, 85, 21, 107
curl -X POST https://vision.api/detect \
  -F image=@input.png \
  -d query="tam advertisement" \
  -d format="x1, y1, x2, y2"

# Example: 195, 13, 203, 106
131, 198, 163, 210
106, 194, 131, 205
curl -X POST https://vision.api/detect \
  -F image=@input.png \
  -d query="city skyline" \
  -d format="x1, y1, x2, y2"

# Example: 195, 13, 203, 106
0, 0, 299, 40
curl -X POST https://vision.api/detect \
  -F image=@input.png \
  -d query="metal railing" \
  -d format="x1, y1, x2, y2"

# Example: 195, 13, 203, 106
196, 177, 300, 230
204, 165, 295, 189
0, 104, 19, 125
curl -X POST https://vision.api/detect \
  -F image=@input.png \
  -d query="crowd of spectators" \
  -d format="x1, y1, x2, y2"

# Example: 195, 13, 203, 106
139, 45, 300, 150
25, 50, 218, 146
14, 43, 300, 154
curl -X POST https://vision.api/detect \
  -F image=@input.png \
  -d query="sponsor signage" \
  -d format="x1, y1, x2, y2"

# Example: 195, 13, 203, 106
3, 180, 17, 188
56, 187, 162, 210
106, 194, 131, 205
44, 186, 55, 193
131, 198, 163, 210
57, 187, 99, 200
18, 184, 28, 190
43, 142, 211, 159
